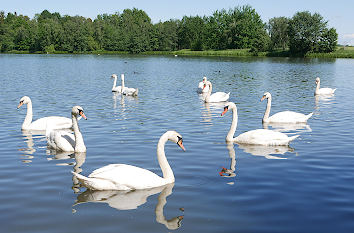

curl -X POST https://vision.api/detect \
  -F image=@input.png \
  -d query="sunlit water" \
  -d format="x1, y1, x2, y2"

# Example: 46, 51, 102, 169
1, 54, 354, 232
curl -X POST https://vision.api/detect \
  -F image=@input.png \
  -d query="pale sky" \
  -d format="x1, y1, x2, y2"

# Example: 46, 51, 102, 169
2, 0, 354, 45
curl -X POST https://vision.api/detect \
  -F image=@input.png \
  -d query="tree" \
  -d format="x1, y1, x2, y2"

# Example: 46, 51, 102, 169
268, 17, 289, 50
287, 11, 337, 55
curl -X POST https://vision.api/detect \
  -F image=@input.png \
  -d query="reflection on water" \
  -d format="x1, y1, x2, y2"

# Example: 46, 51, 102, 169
201, 102, 225, 125
19, 130, 43, 163
219, 143, 236, 183
112, 92, 138, 119
263, 122, 312, 134
315, 94, 336, 109
237, 143, 296, 159
73, 183, 184, 230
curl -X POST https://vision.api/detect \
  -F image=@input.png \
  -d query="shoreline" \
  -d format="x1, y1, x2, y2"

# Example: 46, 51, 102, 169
1, 48, 353, 58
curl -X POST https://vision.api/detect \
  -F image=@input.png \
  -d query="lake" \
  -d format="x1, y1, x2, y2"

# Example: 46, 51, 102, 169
1, 54, 354, 233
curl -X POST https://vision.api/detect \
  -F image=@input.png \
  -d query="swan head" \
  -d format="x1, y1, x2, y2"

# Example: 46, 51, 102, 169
166, 131, 185, 151
165, 215, 184, 230
315, 77, 320, 84
202, 76, 207, 82
203, 81, 211, 90
260, 92, 271, 101
221, 102, 236, 116
72, 106, 87, 120
111, 74, 118, 79
17, 96, 31, 109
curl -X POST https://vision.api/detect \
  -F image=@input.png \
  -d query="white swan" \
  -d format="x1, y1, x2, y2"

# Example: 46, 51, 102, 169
221, 102, 299, 146
315, 77, 336, 95
203, 81, 230, 103
261, 92, 313, 123
72, 130, 185, 190
111, 74, 138, 96
111, 74, 122, 93
197, 76, 209, 93
46, 106, 87, 152
17, 96, 73, 131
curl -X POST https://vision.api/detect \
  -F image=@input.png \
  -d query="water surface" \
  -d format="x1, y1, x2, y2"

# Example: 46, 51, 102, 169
1, 54, 354, 232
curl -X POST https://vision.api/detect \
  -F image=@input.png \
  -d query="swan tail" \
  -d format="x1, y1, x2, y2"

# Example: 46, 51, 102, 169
133, 88, 139, 96
333, 88, 337, 93
306, 112, 314, 120
288, 135, 299, 143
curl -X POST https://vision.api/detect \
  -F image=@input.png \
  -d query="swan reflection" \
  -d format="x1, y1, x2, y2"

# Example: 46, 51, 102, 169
19, 130, 45, 163
201, 102, 225, 125
315, 94, 335, 109
73, 183, 184, 230
263, 122, 312, 133
219, 143, 236, 182
237, 143, 295, 159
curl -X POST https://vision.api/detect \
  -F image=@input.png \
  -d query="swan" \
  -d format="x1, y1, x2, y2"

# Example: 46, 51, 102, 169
111, 74, 138, 96
203, 81, 230, 103
315, 77, 336, 95
72, 130, 185, 190
261, 92, 313, 123
197, 76, 209, 93
111, 74, 122, 93
221, 102, 299, 146
46, 106, 87, 152
17, 96, 73, 131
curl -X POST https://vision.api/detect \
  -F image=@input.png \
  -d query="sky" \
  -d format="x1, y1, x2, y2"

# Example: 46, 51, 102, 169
2, 0, 354, 45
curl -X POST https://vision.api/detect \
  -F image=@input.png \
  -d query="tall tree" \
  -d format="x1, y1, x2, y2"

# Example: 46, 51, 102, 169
288, 11, 337, 55
268, 17, 289, 50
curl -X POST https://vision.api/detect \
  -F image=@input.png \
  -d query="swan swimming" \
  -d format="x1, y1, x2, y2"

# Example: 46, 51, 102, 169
72, 130, 185, 190
261, 92, 313, 123
203, 81, 229, 103
17, 96, 73, 131
221, 102, 299, 146
314, 77, 336, 95
46, 106, 87, 152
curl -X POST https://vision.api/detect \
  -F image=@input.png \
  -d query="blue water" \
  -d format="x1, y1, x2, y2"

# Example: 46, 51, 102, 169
1, 54, 354, 232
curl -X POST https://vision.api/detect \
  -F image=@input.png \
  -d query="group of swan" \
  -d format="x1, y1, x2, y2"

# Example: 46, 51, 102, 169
111, 74, 138, 96
17, 76, 335, 191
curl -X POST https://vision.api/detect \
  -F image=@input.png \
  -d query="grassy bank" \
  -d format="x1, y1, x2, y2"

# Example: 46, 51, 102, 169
3, 47, 354, 58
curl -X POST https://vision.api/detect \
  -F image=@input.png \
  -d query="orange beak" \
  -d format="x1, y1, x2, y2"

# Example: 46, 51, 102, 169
260, 96, 266, 102
177, 140, 185, 151
203, 84, 206, 89
17, 102, 24, 109
79, 111, 87, 120
221, 107, 228, 116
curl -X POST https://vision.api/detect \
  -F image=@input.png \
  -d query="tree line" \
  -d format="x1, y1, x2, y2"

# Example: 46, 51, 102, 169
0, 5, 338, 56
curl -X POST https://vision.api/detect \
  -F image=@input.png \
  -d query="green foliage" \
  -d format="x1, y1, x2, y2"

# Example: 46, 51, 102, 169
0, 7, 338, 56
288, 11, 337, 55
268, 17, 289, 50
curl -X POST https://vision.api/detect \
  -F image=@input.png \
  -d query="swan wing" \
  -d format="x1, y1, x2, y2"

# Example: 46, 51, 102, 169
319, 87, 336, 95
209, 92, 230, 102
269, 111, 312, 123
112, 86, 122, 92
235, 129, 298, 146
30, 116, 72, 131
122, 87, 138, 96
86, 164, 166, 190
47, 130, 75, 151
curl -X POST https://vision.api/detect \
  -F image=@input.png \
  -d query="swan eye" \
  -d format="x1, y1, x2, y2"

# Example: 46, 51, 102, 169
177, 136, 183, 143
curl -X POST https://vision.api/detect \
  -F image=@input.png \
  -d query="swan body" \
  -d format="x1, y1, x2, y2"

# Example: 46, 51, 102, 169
221, 102, 299, 146
46, 106, 87, 152
197, 76, 209, 93
261, 92, 313, 123
203, 81, 229, 103
111, 74, 138, 96
73, 131, 185, 190
315, 77, 336, 95
17, 96, 73, 131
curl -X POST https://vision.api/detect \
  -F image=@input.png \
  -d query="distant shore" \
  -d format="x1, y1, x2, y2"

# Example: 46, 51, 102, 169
2, 47, 354, 58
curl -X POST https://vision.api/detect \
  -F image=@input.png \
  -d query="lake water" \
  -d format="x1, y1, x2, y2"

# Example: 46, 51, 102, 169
1, 54, 354, 233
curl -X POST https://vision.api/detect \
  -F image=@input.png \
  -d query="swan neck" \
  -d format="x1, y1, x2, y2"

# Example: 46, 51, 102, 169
315, 80, 320, 94
22, 101, 33, 129
112, 76, 117, 90
205, 83, 212, 102
226, 105, 238, 142
121, 75, 125, 90
72, 114, 86, 152
157, 133, 174, 183
263, 97, 271, 122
